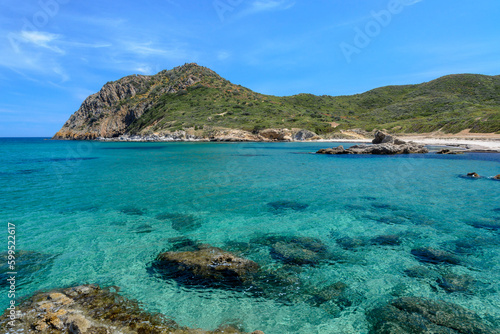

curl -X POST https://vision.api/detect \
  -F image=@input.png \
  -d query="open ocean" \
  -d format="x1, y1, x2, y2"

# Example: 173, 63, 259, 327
1, 137, 499, 333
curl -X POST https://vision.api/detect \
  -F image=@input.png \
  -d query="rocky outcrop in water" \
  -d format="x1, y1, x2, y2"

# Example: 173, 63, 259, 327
317, 131, 428, 155
155, 246, 260, 283
0, 284, 264, 333
436, 148, 464, 154
367, 296, 498, 333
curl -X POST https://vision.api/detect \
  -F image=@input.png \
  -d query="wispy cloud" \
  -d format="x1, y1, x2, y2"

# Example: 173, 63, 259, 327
233, 0, 295, 20
135, 65, 154, 75
402, 0, 423, 5
124, 41, 190, 60
249, 0, 295, 13
20, 31, 65, 54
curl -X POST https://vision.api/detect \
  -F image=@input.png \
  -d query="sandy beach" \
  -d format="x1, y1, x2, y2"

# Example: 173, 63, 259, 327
319, 130, 500, 151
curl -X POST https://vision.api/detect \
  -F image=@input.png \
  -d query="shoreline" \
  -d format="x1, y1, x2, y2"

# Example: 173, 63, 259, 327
52, 132, 500, 152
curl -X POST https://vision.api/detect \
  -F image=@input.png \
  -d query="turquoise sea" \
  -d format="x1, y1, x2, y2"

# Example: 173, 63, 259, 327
1, 138, 499, 333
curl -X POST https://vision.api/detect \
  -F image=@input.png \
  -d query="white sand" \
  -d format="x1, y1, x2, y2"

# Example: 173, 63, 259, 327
314, 137, 500, 151
404, 138, 500, 150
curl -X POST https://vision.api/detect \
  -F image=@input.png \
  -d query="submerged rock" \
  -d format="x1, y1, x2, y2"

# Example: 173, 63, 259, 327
156, 212, 202, 232
308, 282, 349, 306
411, 247, 461, 265
167, 236, 202, 252
466, 219, 500, 231
120, 206, 146, 216
370, 235, 401, 246
0, 284, 264, 333
453, 236, 499, 254
367, 296, 498, 334
335, 236, 368, 250
133, 223, 153, 234
403, 266, 439, 279
267, 200, 309, 213
155, 247, 260, 284
0, 250, 56, 288
252, 234, 331, 266
271, 241, 323, 265
437, 272, 475, 293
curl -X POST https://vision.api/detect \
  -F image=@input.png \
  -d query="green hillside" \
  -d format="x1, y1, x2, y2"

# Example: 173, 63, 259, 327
58, 64, 500, 138
128, 65, 500, 135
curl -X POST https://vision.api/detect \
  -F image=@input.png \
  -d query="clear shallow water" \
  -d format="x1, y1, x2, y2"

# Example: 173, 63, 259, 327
1, 138, 499, 333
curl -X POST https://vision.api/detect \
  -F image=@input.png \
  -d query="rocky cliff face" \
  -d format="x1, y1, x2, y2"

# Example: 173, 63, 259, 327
53, 63, 205, 140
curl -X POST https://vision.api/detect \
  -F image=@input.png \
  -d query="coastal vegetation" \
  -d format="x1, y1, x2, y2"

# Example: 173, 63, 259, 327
53, 63, 500, 140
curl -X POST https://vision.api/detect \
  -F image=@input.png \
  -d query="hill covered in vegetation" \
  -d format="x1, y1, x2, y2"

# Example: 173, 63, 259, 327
53, 63, 500, 140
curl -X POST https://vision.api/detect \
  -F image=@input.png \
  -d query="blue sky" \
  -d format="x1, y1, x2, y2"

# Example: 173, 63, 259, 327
1, 0, 499, 137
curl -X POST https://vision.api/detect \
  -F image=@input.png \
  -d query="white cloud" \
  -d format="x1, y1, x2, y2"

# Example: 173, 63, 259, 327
135, 65, 154, 75
20, 31, 64, 54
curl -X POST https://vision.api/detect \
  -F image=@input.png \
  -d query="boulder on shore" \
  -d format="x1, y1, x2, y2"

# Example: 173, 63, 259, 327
317, 131, 428, 155
372, 130, 406, 145
293, 129, 319, 141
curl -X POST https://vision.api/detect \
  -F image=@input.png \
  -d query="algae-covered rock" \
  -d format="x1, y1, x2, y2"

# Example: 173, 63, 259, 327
155, 247, 260, 283
367, 296, 498, 333
437, 272, 475, 293
411, 247, 461, 265
0, 284, 264, 333
252, 234, 331, 266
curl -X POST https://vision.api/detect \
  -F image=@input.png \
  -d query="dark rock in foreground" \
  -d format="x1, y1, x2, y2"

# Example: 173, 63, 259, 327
411, 247, 461, 265
317, 131, 428, 155
155, 246, 260, 283
0, 284, 264, 333
367, 296, 498, 334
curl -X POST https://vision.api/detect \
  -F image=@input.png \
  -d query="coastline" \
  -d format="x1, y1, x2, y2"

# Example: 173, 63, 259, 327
88, 135, 500, 152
